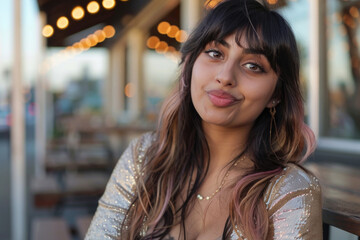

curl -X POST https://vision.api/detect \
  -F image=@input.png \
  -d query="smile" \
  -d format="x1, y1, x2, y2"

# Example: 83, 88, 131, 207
207, 90, 240, 107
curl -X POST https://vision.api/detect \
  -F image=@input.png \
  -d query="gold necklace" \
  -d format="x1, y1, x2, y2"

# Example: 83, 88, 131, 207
196, 157, 243, 201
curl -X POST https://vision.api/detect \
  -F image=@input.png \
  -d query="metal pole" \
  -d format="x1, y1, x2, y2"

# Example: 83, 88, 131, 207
11, 0, 26, 239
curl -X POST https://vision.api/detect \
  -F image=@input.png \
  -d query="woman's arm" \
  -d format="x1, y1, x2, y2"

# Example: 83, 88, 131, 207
85, 134, 150, 239
266, 165, 322, 239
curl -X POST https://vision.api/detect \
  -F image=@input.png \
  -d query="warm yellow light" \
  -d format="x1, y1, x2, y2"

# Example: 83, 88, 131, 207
155, 41, 168, 53
167, 25, 179, 38
88, 34, 99, 46
71, 6, 85, 20
125, 83, 134, 98
87, 1, 100, 14
157, 21, 170, 35
42, 25, 54, 37
80, 38, 91, 50
146, 36, 160, 49
103, 25, 116, 38
102, 0, 116, 9
175, 30, 188, 43
205, 0, 222, 9
349, 6, 359, 18
57, 16, 69, 29
343, 14, 356, 28
95, 30, 106, 42
73, 42, 84, 50
267, 0, 278, 4
166, 46, 176, 53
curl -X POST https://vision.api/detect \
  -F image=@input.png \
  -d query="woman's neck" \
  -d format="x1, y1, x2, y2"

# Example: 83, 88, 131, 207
202, 122, 252, 173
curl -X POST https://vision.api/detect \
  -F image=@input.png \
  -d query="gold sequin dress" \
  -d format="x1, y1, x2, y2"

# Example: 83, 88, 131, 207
85, 133, 322, 239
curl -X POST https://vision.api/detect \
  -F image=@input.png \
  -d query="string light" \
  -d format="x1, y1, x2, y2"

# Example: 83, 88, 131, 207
57, 16, 69, 29
175, 30, 187, 43
71, 6, 85, 20
157, 21, 170, 34
146, 36, 160, 49
41, 24, 117, 74
103, 25, 116, 38
43, 0, 128, 38
155, 41, 168, 53
205, 0, 223, 9
102, 0, 116, 10
88, 34, 99, 46
125, 83, 134, 97
349, 6, 359, 18
166, 25, 179, 38
87, 1, 100, 14
42, 25, 54, 37
95, 30, 106, 42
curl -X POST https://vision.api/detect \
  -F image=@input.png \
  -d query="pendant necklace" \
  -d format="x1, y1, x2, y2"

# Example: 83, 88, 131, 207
196, 156, 244, 201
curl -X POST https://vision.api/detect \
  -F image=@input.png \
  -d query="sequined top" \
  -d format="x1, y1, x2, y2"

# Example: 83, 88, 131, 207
85, 133, 322, 239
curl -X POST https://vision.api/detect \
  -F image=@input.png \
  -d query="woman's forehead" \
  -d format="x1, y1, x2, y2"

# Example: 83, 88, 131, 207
208, 33, 265, 54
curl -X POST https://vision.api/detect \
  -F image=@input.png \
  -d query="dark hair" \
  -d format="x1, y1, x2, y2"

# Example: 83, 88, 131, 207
122, 0, 315, 239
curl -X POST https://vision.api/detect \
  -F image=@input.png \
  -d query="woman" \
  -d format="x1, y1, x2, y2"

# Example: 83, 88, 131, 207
86, 0, 322, 239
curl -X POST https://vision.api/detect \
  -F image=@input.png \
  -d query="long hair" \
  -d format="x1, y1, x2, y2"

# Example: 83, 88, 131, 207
122, 0, 316, 239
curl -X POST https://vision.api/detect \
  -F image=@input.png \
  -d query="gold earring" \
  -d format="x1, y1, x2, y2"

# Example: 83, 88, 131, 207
269, 105, 281, 160
269, 106, 276, 141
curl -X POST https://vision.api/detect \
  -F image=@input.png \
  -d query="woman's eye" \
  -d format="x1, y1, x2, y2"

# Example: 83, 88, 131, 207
204, 49, 223, 59
243, 63, 264, 73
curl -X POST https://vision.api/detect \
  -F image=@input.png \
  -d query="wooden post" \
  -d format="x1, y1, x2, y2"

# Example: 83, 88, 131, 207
35, 12, 47, 178
309, 0, 327, 139
11, 0, 26, 239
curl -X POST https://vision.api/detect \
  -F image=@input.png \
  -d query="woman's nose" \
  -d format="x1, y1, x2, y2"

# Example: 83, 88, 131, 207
215, 62, 236, 87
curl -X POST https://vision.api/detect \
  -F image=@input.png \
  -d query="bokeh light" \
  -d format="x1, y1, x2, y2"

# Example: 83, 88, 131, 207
42, 25, 54, 37
71, 6, 85, 20
103, 25, 116, 38
56, 16, 69, 29
146, 36, 160, 49
87, 1, 100, 14
175, 30, 188, 42
157, 21, 170, 35
102, 0, 116, 10
167, 25, 179, 38
125, 83, 134, 97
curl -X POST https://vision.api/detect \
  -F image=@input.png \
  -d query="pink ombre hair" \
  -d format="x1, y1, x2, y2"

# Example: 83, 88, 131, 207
121, 0, 317, 239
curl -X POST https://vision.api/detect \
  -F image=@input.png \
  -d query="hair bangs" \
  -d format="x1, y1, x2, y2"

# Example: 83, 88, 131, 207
192, 0, 289, 74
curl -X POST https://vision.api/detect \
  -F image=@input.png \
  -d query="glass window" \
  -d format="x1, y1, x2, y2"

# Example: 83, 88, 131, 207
326, 0, 360, 139
277, 0, 311, 121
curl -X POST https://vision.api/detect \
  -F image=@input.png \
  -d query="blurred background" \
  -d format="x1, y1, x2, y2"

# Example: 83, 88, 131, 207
0, 0, 359, 239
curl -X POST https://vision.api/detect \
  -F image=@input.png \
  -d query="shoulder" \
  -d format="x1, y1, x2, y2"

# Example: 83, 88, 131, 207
117, 131, 155, 169
264, 163, 321, 211
110, 132, 155, 191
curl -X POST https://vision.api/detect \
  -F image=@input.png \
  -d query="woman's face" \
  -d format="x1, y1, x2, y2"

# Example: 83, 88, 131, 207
190, 34, 278, 130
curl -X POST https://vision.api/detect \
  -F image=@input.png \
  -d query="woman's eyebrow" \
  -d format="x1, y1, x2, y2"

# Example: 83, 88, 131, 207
212, 39, 230, 48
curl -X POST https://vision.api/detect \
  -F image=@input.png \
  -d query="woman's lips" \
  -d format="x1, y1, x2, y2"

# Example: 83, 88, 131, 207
207, 90, 239, 107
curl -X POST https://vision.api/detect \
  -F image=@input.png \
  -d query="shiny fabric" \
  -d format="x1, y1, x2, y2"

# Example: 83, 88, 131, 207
85, 133, 322, 240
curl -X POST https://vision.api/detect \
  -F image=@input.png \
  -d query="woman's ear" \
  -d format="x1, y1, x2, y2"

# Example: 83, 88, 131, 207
266, 99, 280, 108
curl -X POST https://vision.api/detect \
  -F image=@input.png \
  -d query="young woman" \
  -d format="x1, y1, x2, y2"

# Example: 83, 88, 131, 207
85, 0, 322, 239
